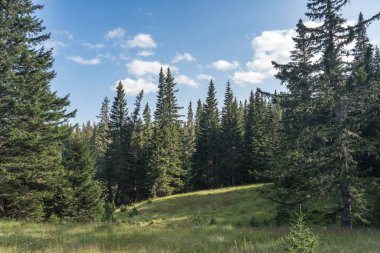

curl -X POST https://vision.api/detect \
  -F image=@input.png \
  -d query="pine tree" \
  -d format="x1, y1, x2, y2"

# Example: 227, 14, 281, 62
274, 0, 380, 228
61, 133, 104, 222
127, 90, 144, 201
182, 101, 196, 190
0, 1, 75, 221
94, 97, 111, 176
146, 68, 184, 197
220, 82, 243, 186
137, 103, 153, 199
193, 80, 221, 189
105, 82, 129, 204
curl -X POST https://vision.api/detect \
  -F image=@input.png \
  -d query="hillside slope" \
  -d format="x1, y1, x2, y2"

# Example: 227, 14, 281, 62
0, 184, 380, 253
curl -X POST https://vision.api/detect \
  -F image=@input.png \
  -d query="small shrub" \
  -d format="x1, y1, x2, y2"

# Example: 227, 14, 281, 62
129, 207, 139, 217
147, 199, 153, 204
104, 202, 116, 222
209, 216, 217, 225
285, 208, 319, 253
250, 215, 259, 227
48, 214, 60, 224
120, 205, 127, 213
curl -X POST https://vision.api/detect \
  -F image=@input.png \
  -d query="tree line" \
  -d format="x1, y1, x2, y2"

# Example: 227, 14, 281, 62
0, 0, 379, 228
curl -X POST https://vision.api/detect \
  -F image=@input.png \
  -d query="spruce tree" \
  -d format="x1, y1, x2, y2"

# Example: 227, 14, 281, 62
146, 68, 184, 197
220, 82, 243, 185
104, 82, 129, 204
61, 133, 104, 222
94, 97, 111, 176
182, 101, 196, 190
193, 80, 221, 189
274, 0, 380, 228
0, 1, 75, 221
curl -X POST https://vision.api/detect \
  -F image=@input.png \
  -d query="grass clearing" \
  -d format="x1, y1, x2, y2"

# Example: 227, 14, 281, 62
0, 184, 379, 252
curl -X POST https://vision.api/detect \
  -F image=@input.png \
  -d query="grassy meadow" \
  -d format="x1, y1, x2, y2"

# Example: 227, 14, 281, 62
0, 184, 379, 253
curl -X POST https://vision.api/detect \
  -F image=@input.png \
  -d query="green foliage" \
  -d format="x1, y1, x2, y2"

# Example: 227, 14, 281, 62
0, 0, 75, 221
285, 209, 319, 253
192, 80, 221, 189
104, 202, 116, 222
61, 135, 105, 222
146, 68, 185, 197
250, 215, 259, 227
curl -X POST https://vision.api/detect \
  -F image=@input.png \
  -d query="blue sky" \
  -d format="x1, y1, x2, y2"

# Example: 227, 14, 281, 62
35, 0, 380, 124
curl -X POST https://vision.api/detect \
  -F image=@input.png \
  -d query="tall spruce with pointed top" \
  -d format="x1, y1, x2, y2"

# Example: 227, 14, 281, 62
94, 97, 111, 176
146, 68, 184, 197
193, 80, 221, 189
220, 82, 243, 186
182, 101, 196, 190
104, 82, 129, 204
274, 0, 380, 228
127, 90, 144, 201
0, 1, 75, 221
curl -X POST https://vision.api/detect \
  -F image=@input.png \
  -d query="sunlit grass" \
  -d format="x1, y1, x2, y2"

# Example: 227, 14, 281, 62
0, 184, 379, 252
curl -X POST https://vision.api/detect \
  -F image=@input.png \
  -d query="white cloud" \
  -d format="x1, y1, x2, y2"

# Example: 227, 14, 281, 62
127, 59, 176, 76
211, 60, 240, 71
83, 42, 105, 49
196, 73, 214, 80
127, 33, 157, 48
137, 50, 155, 57
233, 71, 267, 85
114, 77, 157, 95
172, 52, 196, 63
176, 75, 198, 87
67, 56, 101, 65
232, 29, 295, 85
105, 27, 126, 39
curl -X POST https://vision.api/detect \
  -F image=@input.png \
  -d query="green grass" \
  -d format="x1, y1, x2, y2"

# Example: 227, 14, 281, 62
0, 184, 379, 252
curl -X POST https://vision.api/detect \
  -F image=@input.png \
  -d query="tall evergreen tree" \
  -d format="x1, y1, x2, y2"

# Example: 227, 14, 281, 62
61, 133, 104, 222
104, 82, 129, 204
193, 80, 221, 189
147, 68, 184, 197
182, 101, 196, 190
94, 97, 111, 174
0, 1, 75, 221
220, 82, 243, 185
274, 0, 380, 228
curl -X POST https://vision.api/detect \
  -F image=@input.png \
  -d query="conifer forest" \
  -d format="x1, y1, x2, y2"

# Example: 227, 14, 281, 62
0, 0, 380, 252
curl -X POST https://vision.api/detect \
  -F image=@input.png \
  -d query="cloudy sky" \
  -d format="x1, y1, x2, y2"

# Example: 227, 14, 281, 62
36, 0, 380, 124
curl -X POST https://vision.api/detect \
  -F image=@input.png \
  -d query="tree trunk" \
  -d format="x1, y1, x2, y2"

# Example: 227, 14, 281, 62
341, 180, 352, 229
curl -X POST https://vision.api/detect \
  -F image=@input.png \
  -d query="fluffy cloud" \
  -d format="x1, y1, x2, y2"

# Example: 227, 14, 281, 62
176, 75, 198, 87
127, 59, 176, 76
67, 56, 101, 65
127, 34, 157, 48
232, 29, 295, 85
172, 53, 195, 63
105, 27, 126, 39
114, 77, 157, 95
212, 60, 240, 71
83, 42, 105, 49
196, 73, 214, 80
233, 71, 267, 85
137, 50, 155, 57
